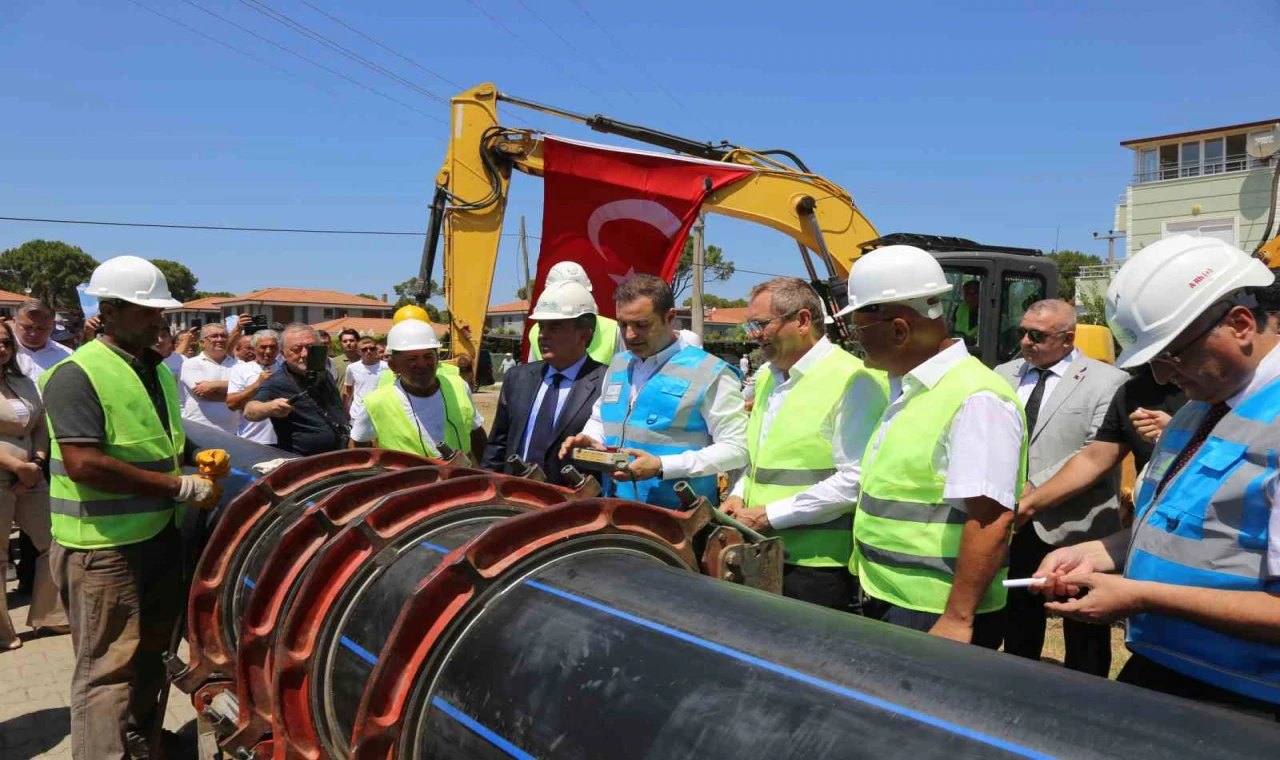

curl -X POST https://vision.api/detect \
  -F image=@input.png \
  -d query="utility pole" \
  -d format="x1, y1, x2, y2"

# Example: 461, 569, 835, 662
519, 216, 532, 300
691, 213, 705, 339
1092, 229, 1125, 263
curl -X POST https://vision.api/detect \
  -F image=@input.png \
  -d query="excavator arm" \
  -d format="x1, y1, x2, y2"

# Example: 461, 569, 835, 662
421, 83, 878, 370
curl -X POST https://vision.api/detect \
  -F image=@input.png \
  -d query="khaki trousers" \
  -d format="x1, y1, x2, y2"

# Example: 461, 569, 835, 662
0, 486, 67, 643
50, 525, 183, 760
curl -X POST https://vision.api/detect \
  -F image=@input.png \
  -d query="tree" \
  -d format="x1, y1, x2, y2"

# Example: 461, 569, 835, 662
150, 259, 199, 302
391, 276, 442, 308
683, 294, 747, 309
0, 240, 98, 309
1076, 284, 1108, 326
515, 279, 533, 301
194, 290, 234, 300
1046, 250, 1103, 302
356, 293, 379, 301
670, 238, 735, 303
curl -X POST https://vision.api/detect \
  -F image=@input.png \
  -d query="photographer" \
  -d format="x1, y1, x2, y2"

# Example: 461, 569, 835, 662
244, 323, 349, 456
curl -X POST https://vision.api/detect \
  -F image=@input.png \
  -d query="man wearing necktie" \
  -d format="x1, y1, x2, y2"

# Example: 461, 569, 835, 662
1036, 236, 1280, 720
995, 299, 1127, 675
482, 282, 607, 486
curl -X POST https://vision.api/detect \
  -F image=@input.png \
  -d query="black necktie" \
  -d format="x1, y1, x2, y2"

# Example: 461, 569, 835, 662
1023, 368, 1050, 436
525, 372, 565, 463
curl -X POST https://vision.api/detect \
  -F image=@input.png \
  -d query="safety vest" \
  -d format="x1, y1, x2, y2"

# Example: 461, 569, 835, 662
40, 340, 186, 550
363, 375, 474, 456
599, 344, 725, 508
529, 315, 619, 364
952, 302, 978, 338
742, 347, 887, 568
377, 360, 459, 389
853, 356, 1026, 614
1126, 380, 1280, 705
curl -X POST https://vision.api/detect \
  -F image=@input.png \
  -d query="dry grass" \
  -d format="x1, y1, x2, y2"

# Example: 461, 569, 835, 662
1038, 617, 1131, 679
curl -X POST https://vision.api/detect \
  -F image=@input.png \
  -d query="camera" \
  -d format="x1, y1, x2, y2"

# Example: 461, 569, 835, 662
245, 314, 270, 336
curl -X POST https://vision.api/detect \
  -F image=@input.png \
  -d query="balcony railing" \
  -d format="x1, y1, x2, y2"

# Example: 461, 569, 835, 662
1133, 153, 1264, 184
1076, 263, 1124, 280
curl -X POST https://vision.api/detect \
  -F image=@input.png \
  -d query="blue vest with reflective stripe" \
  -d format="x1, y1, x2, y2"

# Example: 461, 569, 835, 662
599, 344, 723, 508
1126, 377, 1280, 705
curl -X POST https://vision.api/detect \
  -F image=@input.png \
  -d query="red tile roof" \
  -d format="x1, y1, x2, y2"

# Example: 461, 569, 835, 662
168, 295, 231, 312
312, 316, 447, 338
0, 289, 29, 304
704, 306, 747, 325
1120, 118, 1279, 147
487, 299, 530, 315
219, 287, 392, 309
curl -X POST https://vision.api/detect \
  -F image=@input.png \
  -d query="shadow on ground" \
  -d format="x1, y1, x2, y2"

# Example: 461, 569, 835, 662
0, 707, 69, 759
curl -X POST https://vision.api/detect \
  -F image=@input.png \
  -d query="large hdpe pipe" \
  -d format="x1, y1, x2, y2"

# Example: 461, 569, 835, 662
354, 504, 1280, 760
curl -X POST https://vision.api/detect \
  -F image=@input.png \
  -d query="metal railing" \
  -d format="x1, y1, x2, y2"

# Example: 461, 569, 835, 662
1133, 153, 1263, 184
1076, 263, 1124, 280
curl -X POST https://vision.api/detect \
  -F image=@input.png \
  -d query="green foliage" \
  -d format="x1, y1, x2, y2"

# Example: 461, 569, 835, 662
515, 280, 533, 301
357, 293, 378, 301
1076, 286, 1108, 326
391, 277, 442, 308
671, 238, 735, 302
1046, 250, 1103, 302
193, 290, 234, 300
0, 240, 98, 309
683, 294, 747, 309
150, 259, 199, 302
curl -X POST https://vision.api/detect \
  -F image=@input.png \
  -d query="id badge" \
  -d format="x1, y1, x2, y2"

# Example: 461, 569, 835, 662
602, 383, 622, 404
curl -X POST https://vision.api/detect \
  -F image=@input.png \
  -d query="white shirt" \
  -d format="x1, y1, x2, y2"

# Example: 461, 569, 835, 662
519, 355, 589, 461
19, 339, 73, 386
228, 359, 280, 444
344, 360, 389, 402
581, 336, 749, 480
1015, 348, 1081, 422
162, 352, 185, 377
1222, 343, 1280, 579
866, 341, 1025, 511
739, 357, 750, 375
349, 377, 485, 449
179, 353, 240, 433
729, 338, 888, 529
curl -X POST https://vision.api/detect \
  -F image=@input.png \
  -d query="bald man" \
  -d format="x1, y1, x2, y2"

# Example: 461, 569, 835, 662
994, 299, 1127, 675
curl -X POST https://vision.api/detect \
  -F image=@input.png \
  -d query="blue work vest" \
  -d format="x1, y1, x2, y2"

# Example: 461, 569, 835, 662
599, 344, 725, 508
1126, 377, 1280, 705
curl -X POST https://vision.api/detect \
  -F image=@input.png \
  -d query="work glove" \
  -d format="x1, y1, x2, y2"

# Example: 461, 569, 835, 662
176, 474, 223, 511
196, 448, 232, 480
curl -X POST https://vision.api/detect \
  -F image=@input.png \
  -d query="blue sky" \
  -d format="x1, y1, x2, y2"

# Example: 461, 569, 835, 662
2, 0, 1276, 305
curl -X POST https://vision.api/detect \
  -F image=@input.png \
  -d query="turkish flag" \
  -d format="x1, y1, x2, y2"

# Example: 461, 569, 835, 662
530, 137, 754, 321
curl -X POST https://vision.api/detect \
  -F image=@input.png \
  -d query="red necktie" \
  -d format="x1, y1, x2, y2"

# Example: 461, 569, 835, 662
1156, 401, 1230, 496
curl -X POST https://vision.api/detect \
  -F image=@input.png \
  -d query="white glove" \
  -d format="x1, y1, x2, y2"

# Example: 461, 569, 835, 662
176, 474, 215, 504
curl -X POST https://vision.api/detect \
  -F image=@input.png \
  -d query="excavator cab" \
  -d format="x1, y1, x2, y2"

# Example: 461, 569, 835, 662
856, 234, 1059, 368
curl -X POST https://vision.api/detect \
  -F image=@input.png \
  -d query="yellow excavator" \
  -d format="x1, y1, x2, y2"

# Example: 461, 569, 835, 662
415, 83, 1079, 375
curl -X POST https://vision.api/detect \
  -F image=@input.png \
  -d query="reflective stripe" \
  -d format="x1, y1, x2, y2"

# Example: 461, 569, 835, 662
809, 513, 853, 531
600, 422, 713, 449
856, 540, 956, 575
858, 495, 966, 525
49, 457, 176, 478
49, 495, 176, 518
751, 467, 837, 487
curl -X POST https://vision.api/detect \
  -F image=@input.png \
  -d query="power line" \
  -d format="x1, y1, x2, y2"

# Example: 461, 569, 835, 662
512, 0, 642, 104
564, 0, 717, 138
181, 0, 447, 125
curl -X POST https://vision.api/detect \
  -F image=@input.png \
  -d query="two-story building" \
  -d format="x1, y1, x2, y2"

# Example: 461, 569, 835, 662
486, 299, 529, 334
214, 288, 393, 325
1119, 119, 1280, 255
165, 295, 229, 333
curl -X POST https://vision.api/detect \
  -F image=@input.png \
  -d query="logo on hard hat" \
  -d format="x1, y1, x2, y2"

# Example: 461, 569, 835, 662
1188, 268, 1215, 289
1107, 319, 1136, 347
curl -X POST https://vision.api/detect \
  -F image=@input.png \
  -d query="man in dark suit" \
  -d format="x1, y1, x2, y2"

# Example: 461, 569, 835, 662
482, 281, 607, 485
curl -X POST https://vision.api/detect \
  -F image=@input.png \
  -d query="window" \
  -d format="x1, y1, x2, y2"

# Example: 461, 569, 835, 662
323, 308, 335, 319
1226, 134, 1247, 171
1166, 217, 1235, 246
1180, 142, 1200, 177
997, 273, 1048, 364
1203, 137, 1225, 175
1159, 144, 1179, 180
941, 269, 985, 352
1139, 148, 1157, 182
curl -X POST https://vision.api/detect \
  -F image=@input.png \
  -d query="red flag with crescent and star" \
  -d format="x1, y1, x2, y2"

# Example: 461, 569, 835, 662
530, 136, 754, 320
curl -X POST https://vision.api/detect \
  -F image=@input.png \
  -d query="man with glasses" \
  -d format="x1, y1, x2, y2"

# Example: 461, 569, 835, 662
721, 277, 888, 609
994, 300, 1127, 675
1036, 236, 1280, 719
343, 336, 388, 412
226, 329, 282, 445
561, 274, 747, 509
840, 245, 1027, 647
178, 323, 240, 434
245, 324, 349, 456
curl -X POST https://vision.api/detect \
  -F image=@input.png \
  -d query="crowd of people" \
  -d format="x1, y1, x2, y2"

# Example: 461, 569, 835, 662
6, 235, 1280, 758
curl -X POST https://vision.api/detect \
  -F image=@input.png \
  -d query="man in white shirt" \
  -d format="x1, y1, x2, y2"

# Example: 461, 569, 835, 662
343, 336, 388, 410
232, 333, 255, 364
738, 354, 750, 378
226, 329, 282, 445
14, 300, 72, 384
721, 278, 888, 609
561, 274, 748, 509
178, 323, 239, 433
840, 244, 1026, 648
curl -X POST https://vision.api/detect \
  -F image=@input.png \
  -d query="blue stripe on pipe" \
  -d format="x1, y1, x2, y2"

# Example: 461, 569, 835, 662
431, 697, 535, 760
242, 577, 256, 589
340, 635, 378, 666
524, 580, 1053, 760
420, 541, 450, 554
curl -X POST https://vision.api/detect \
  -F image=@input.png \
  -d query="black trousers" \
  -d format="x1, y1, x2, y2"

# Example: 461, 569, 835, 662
782, 565, 861, 614
1004, 525, 1112, 676
862, 595, 1006, 649
1119, 654, 1280, 723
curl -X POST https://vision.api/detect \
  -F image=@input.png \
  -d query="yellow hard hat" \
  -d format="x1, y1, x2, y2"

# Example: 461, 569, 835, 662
393, 304, 430, 324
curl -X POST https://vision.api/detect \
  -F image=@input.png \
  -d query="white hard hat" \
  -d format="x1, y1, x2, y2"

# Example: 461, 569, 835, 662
1107, 235, 1273, 368
85, 255, 183, 309
529, 281, 599, 321
835, 245, 952, 318
546, 261, 594, 291
386, 318, 441, 352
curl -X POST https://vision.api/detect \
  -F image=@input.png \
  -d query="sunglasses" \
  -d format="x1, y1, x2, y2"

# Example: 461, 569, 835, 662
359, 346, 379, 353
1017, 327, 1068, 344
